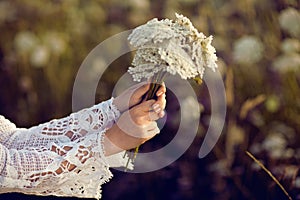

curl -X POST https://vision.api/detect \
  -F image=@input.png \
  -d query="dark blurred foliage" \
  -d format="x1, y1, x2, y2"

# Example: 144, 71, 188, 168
0, 0, 300, 199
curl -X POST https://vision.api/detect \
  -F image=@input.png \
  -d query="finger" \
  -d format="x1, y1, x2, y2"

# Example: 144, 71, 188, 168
152, 103, 162, 113
147, 110, 160, 121
152, 104, 165, 118
146, 121, 158, 130
147, 121, 160, 134
138, 100, 156, 112
158, 110, 165, 118
152, 93, 166, 112
157, 93, 166, 109
147, 124, 160, 135
156, 82, 166, 96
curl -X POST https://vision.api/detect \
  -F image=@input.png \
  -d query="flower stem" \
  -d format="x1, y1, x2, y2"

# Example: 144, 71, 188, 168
245, 151, 293, 200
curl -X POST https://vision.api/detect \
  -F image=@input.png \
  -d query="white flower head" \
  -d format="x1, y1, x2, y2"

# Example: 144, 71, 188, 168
281, 38, 300, 54
233, 35, 264, 65
272, 53, 300, 73
14, 31, 38, 54
128, 13, 218, 82
30, 45, 50, 68
279, 7, 300, 38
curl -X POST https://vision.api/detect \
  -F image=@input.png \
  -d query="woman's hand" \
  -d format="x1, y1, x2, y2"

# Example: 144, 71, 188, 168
113, 82, 149, 113
104, 93, 166, 156
113, 82, 166, 114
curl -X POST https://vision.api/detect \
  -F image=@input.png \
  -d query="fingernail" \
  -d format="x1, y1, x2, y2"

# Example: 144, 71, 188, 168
159, 110, 165, 118
154, 107, 161, 113
157, 91, 163, 96
152, 104, 159, 110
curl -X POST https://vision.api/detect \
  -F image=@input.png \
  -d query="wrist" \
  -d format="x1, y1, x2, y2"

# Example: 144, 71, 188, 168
112, 97, 126, 113
103, 125, 124, 156
104, 123, 146, 156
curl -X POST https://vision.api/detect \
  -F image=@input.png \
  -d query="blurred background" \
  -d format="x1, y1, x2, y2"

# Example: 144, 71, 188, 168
0, 0, 300, 199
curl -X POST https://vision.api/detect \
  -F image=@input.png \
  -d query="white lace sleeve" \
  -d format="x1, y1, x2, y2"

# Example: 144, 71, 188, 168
0, 98, 130, 199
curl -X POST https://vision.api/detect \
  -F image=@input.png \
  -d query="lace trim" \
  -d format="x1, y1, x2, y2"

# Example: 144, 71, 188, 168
108, 97, 121, 122
0, 115, 17, 143
0, 130, 113, 199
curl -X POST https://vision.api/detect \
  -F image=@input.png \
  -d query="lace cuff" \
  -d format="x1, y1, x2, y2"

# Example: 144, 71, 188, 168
0, 115, 17, 144
0, 98, 128, 199
0, 130, 113, 199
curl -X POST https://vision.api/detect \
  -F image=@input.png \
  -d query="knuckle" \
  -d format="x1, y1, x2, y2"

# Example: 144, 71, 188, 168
130, 108, 139, 116
134, 117, 144, 125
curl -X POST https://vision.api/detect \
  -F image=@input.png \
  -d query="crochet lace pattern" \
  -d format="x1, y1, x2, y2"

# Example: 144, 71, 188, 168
0, 98, 128, 199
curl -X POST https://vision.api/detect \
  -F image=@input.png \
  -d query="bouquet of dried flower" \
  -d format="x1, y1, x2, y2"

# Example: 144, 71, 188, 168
125, 13, 218, 169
